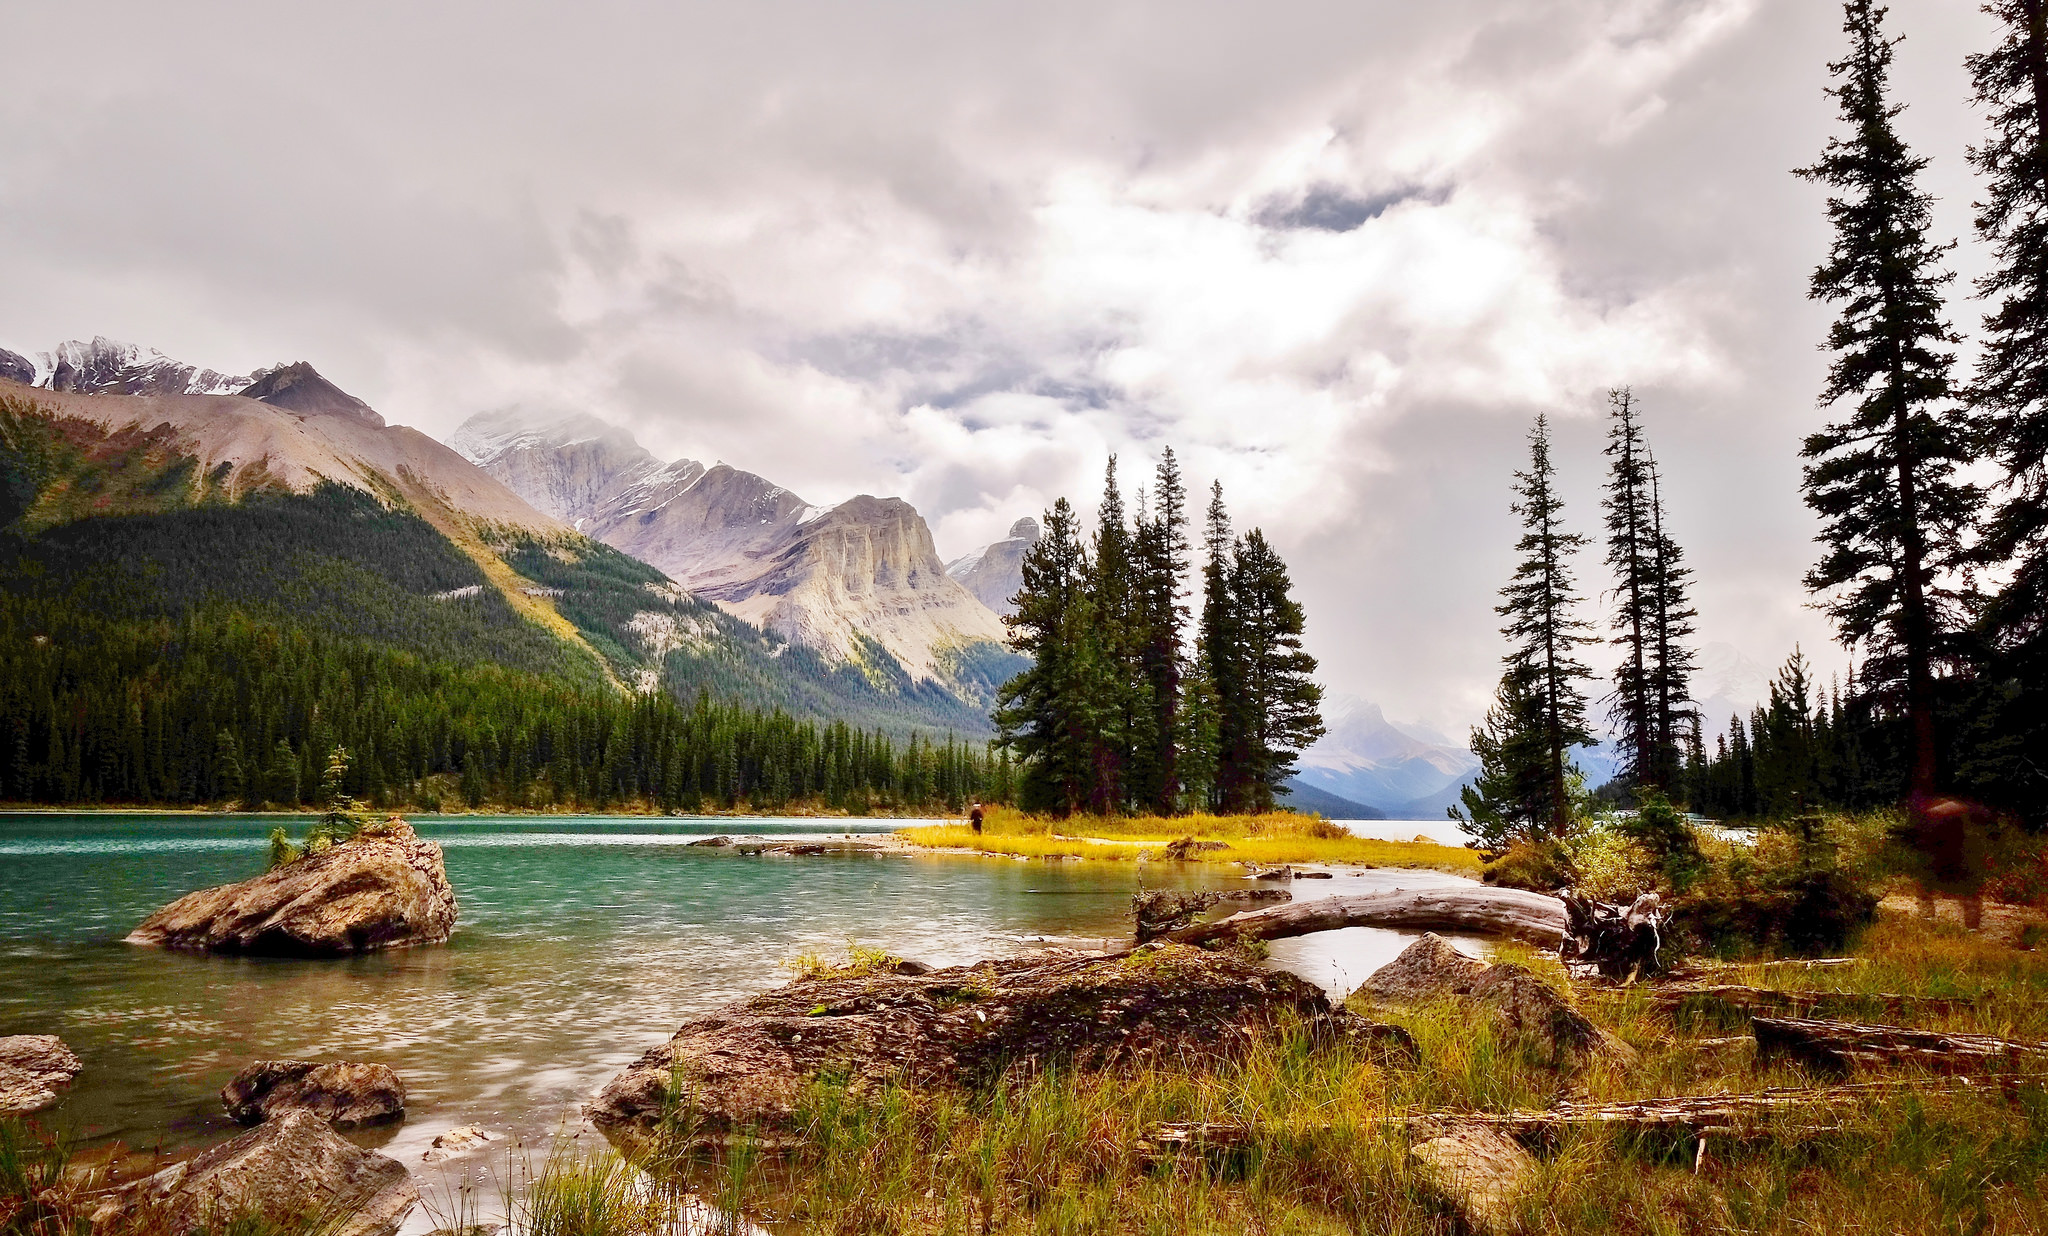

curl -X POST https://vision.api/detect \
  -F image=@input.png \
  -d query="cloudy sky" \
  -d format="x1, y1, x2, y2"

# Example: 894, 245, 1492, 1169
0, 0, 2005, 735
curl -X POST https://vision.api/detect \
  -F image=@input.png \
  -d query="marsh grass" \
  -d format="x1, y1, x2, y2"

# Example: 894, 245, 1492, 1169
899, 807, 1481, 874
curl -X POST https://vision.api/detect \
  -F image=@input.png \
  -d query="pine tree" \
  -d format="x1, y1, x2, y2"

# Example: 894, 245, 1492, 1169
996, 498, 1098, 816
1601, 387, 1658, 790
1086, 457, 1147, 814
1198, 483, 1251, 812
1968, 1, 2048, 644
1646, 455, 1700, 792
1796, 0, 1978, 800
1131, 448, 1191, 813
1229, 529, 1325, 810
1452, 663, 1552, 852
1499, 415, 1596, 837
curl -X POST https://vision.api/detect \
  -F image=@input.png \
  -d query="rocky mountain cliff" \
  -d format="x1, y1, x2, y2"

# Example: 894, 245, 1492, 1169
945, 517, 1039, 617
453, 409, 1012, 684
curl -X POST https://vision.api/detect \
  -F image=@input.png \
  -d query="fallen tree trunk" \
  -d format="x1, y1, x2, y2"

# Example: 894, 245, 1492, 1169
1752, 1016, 2048, 1073
1139, 1078, 2001, 1160
1632, 985, 1972, 1019
1161, 886, 1567, 949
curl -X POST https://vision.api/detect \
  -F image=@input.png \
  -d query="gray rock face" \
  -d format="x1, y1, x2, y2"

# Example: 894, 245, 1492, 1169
0, 348, 34, 386
0, 1035, 83, 1115
128, 821, 456, 957
91, 1109, 418, 1236
223, 1060, 406, 1128
587, 943, 1358, 1153
1358, 933, 1632, 1066
451, 409, 1008, 682
945, 517, 1040, 616
236, 362, 387, 428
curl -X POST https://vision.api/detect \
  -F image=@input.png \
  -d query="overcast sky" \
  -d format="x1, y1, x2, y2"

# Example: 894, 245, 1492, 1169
0, 0, 2006, 735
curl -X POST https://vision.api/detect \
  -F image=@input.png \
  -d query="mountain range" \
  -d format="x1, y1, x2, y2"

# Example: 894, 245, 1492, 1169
945, 517, 1039, 617
1293, 695, 1481, 817
451, 409, 1021, 700
0, 338, 1003, 735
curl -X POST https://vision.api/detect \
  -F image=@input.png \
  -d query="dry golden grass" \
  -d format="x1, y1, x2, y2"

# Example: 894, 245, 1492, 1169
898, 804, 1483, 873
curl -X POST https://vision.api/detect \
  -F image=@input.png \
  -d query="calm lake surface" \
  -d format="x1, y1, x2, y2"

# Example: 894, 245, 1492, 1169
0, 812, 1476, 1205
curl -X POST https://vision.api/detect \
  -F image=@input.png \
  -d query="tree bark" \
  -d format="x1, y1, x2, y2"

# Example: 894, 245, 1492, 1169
1159, 886, 1566, 949
1752, 1015, 2048, 1073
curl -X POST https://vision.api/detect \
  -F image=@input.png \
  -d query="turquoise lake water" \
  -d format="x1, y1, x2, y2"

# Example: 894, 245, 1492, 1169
0, 811, 1476, 1202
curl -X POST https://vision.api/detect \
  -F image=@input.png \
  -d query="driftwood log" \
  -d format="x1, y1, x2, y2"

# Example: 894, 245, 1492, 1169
1631, 985, 1973, 1019
1161, 886, 1568, 949
1139, 1078, 2002, 1160
1132, 888, 1290, 942
1752, 1016, 2048, 1073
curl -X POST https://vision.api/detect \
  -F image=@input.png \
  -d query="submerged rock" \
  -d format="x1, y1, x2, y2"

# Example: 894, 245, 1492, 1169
422, 1124, 501, 1163
128, 820, 456, 957
587, 943, 1384, 1152
222, 1060, 406, 1128
91, 1109, 418, 1236
0, 1035, 83, 1114
1358, 933, 1633, 1067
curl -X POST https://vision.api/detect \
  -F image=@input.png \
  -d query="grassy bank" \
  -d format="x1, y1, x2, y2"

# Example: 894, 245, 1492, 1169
895, 806, 1484, 874
602, 904, 2048, 1234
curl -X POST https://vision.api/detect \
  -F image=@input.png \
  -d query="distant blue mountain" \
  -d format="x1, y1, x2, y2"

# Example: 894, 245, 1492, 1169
1278, 777, 1385, 820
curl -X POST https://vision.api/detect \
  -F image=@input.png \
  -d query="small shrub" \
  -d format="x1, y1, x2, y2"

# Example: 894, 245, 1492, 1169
1482, 837, 1579, 891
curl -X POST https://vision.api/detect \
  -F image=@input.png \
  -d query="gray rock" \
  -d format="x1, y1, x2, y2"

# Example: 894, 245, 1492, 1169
422, 1125, 500, 1163
0, 1035, 83, 1114
128, 820, 456, 957
1358, 933, 1634, 1067
587, 943, 1360, 1153
1411, 1122, 1538, 1236
223, 1060, 406, 1128
686, 835, 733, 847
91, 1109, 418, 1236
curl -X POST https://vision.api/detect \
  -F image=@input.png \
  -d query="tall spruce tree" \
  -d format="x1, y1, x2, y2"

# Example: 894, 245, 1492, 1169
1229, 529, 1325, 810
1601, 387, 1658, 790
1797, 0, 1978, 801
1131, 449, 1191, 813
1499, 415, 1595, 836
1452, 662, 1551, 852
1086, 457, 1146, 813
1968, 1, 2048, 643
995, 498, 1098, 816
1199, 482, 1252, 812
1646, 454, 1700, 792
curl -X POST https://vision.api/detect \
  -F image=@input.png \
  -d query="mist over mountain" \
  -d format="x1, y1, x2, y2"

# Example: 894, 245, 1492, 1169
1293, 694, 1479, 815
453, 408, 1018, 690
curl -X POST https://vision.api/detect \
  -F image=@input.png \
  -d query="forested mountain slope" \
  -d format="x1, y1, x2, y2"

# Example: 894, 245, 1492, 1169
0, 377, 999, 744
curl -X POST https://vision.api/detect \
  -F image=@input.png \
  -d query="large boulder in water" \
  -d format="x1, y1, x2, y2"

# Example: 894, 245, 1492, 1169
588, 942, 1400, 1152
0, 1035, 83, 1114
128, 820, 456, 957
223, 1060, 406, 1128
1357, 933, 1632, 1067
90, 1109, 418, 1236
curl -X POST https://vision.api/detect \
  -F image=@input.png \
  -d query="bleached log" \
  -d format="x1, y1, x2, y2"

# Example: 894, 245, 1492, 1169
1161, 886, 1567, 949
1139, 1078, 1998, 1159
1633, 985, 1972, 1018
1752, 1016, 2048, 1073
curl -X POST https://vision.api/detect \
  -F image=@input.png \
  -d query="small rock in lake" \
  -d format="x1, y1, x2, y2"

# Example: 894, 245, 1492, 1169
687, 835, 732, 847
423, 1125, 501, 1162
128, 820, 456, 957
0, 1035, 83, 1115
223, 1059, 406, 1128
